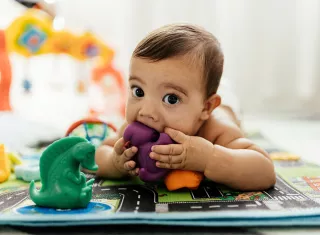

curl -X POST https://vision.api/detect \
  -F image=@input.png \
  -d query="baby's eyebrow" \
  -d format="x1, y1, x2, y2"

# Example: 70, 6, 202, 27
129, 75, 145, 84
163, 83, 188, 96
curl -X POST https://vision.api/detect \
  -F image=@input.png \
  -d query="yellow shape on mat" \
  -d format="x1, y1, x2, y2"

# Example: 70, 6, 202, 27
8, 152, 22, 172
0, 144, 11, 183
270, 152, 300, 161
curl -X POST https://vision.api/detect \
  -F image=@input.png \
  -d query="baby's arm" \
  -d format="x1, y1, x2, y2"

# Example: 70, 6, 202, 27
95, 122, 137, 178
204, 118, 276, 191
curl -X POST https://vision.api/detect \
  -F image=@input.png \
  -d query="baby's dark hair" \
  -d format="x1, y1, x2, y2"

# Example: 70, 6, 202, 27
132, 24, 224, 97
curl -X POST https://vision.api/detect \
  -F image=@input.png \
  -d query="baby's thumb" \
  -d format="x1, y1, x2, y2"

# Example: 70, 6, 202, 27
165, 127, 188, 143
114, 138, 125, 154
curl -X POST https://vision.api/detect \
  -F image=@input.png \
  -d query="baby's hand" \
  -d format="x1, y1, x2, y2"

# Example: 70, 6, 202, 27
112, 138, 139, 176
150, 128, 214, 172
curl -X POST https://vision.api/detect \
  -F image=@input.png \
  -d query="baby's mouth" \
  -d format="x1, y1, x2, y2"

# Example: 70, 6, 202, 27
136, 120, 163, 133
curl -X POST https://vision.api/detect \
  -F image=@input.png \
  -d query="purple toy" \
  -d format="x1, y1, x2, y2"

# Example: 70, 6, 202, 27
123, 121, 174, 182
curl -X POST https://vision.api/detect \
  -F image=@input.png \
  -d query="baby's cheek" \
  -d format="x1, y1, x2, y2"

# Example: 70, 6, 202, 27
125, 103, 136, 122
167, 118, 190, 134
176, 116, 200, 136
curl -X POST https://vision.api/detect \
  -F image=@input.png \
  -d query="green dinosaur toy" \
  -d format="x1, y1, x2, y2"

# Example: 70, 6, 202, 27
29, 136, 98, 209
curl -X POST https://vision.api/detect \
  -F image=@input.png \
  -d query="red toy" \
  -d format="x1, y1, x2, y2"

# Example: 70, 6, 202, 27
0, 30, 12, 111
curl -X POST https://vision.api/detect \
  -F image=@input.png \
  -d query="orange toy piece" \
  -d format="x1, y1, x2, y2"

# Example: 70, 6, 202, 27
0, 30, 12, 111
164, 170, 204, 191
91, 62, 126, 118
0, 144, 11, 183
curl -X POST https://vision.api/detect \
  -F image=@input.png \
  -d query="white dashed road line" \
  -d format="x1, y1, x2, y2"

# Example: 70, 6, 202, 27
15, 192, 25, 196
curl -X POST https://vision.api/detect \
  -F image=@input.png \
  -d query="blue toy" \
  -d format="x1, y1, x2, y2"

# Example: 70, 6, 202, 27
15, 153, 41, 182
15, 164, 40, 182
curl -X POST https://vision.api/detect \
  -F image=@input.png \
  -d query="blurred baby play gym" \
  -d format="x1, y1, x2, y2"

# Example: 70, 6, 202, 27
0, 0, 127, 150
1, 0, 320, 153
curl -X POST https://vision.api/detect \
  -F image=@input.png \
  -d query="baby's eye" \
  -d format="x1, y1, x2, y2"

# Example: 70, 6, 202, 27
163, 94, 180, 105
132, 86, 144, 98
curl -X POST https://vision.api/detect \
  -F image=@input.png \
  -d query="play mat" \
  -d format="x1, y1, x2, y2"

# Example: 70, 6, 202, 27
1, 130, 320, 227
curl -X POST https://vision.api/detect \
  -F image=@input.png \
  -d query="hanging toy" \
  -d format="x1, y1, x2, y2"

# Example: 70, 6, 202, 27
0, 30, 12, 111
91, 60, 126, 118
6, 8, 53, 93
6, 9, 52, 56
72, 31, 104, 94
22, 78, 32, 93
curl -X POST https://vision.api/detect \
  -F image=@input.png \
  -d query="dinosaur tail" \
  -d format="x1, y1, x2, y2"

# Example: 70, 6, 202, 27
29, 180, 47, 207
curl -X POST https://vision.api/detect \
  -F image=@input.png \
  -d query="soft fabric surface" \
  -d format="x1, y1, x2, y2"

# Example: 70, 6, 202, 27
1, 131, 320, 226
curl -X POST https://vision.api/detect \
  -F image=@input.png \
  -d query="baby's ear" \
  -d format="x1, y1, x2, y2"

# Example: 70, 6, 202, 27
200, 94, 221, 120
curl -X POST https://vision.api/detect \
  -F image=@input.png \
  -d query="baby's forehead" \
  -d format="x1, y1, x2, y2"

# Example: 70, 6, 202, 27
165, 54, 205, 84
132, 56, 203, 80
130, 56, 206, 94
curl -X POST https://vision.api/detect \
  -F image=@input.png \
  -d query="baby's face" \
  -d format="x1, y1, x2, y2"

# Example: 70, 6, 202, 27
125, 56, 207, 135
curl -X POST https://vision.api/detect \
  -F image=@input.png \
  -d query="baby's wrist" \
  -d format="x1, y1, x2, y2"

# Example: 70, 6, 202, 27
204, 144, 232, 182
111, 151, 128, 176
203, 144, 215, 175
197, 139, 215, 173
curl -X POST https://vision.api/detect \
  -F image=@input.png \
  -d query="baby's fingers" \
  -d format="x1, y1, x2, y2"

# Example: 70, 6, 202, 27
152, 144, 183, 155
123, 146, 138, 161
124, 160, 136, 171
129, 168, 139, 176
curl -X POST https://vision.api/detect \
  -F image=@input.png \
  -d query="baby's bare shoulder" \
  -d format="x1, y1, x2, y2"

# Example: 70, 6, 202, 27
199, 114, 244, 145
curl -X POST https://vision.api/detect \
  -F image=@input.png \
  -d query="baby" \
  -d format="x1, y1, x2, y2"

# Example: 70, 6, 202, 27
95, 24, 276, 191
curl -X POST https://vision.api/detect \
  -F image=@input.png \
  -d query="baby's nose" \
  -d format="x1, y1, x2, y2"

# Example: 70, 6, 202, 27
139, 101, 158, 120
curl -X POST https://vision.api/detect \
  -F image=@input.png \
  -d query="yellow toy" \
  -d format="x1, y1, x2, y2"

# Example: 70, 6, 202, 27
8, 152, 22, 172
270, 152, 301, 161
0, 144, 11, 183
5, 9, 52, 57
46, 29, 77, 55
71, 31, 114, 63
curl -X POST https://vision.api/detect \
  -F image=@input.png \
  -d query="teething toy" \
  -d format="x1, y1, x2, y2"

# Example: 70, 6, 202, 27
123, 122, 173, 182
29, 136, 98, 209
164, 170, 204, 191
123, 122, 204, 191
